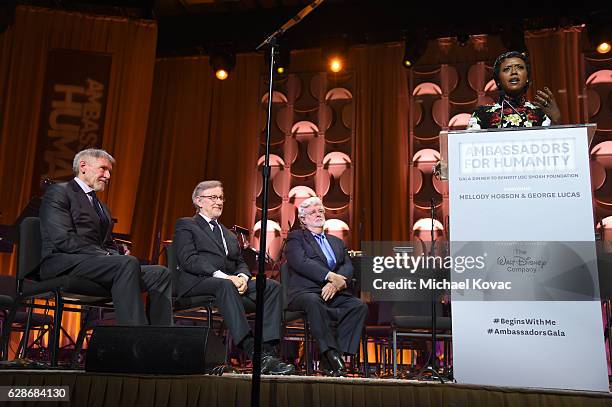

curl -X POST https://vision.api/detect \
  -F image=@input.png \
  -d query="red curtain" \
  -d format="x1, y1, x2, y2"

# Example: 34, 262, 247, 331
351, 43, 411, 245
525, 27, 586, 124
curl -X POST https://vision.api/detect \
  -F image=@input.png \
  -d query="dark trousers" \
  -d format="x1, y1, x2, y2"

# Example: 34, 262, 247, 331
185, 277, 281, 346
70, 255, 173, 326
288, 292, 368, 355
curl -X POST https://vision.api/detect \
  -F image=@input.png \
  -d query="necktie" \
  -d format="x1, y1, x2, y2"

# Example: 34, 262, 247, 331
315, 233, 336, 270
88, 191, 109, 233
209, 220, 224, 245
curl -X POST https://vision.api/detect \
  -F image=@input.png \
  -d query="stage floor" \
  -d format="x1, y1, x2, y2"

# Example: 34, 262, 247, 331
0, 370, 610, 406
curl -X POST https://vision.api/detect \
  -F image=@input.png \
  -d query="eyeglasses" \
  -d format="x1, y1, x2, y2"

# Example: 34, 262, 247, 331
198, 195, 225, 202
305, 208, 325, 216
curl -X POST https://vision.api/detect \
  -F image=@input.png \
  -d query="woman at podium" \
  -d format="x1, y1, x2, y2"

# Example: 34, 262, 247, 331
467, 51, 562, 129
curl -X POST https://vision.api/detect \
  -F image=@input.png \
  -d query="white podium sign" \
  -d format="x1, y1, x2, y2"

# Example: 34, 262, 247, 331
447, 125, 609, 392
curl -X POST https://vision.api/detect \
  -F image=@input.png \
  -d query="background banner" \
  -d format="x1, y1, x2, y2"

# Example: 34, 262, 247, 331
31, 48, 111, 189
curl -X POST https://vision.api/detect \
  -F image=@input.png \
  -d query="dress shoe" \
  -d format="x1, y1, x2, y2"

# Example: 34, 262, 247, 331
321, 349, 346, 377
260, 353, 296, 375
319, 353, 340, 377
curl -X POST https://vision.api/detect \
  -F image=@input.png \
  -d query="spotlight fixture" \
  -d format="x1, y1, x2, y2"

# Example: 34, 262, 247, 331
328, 55, 344, 73
323, 37, 348, 74
597, 42, 611, 54
264, 45, 290, 75
275, 47, 290, 75
402, 33, 426, 69
587, 14, 612, 55
586, 11, 612, 54
210, 52, 236, 81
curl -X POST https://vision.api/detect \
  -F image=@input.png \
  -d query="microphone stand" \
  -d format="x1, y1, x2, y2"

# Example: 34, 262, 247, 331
413, 198, 448, 383
252, 2, 324, 407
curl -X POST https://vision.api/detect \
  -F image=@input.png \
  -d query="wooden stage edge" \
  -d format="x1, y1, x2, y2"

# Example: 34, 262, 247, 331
0, 370, 611, 406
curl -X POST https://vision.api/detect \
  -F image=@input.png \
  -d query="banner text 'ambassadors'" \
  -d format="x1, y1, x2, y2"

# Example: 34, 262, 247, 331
459, 138, 575, 174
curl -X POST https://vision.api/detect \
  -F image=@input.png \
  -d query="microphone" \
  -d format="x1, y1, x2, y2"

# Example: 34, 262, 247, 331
500, 98, 505, 127
257, 0, 326, 50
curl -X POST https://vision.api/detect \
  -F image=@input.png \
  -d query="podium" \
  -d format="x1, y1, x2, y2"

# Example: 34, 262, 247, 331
442, 124, 609, 392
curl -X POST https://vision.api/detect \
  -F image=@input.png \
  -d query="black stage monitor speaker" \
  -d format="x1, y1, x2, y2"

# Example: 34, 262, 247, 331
85, 326, 225, 374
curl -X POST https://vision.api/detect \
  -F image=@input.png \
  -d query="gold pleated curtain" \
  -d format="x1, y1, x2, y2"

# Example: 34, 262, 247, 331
350, 43, 411, 246
525, 27, 586, 125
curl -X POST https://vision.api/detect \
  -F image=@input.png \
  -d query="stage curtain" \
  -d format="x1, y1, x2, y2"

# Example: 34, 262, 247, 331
0, 5, 157, 346
129, 54, 263, 260
350, 43, 411, 246
525, 27, 586, 125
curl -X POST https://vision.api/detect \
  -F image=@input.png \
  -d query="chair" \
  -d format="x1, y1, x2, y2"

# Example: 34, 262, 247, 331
359, 302, 391, 377
390, 302, 452, 378
0, 276, 53, 360
1, 217, 113, 366
347, 255, 370, 377
166, 243, 232, 372
166, 243, 216, 329
279, 262, 313, 374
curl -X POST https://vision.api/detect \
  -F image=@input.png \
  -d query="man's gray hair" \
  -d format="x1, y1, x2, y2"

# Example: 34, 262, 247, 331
72, 148, 115, 176
192, 180, 223, 210
297, 196, 323, 219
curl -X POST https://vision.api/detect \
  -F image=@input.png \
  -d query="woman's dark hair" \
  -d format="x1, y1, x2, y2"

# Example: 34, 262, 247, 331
493, 51, 531, 93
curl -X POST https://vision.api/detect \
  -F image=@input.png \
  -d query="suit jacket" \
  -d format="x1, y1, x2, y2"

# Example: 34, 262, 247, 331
284, 228, 353, 304
39, 179, 117, 280
173, 215, 250, 297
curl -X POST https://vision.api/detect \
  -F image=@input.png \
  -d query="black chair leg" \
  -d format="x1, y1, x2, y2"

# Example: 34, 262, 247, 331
304, 320, 311, 375
18, 305, 35, 359
206, 304, 213, 330
71, 307, 95, 369
362, 330, 370, 378
51, 292, 64, 367
70, 326, 89, 369
1, 299, 20, 360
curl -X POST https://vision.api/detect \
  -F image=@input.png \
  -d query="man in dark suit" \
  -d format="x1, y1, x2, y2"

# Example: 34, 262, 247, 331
284, 197, 367, 376
173, 180, 295, 375
39, 148, 172, 326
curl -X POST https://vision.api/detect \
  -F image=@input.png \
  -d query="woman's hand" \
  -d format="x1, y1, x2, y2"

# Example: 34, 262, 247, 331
534, 87, 562, 124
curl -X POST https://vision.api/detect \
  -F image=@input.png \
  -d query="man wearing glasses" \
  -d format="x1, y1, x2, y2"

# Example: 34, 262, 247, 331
173, 180, 295, 375
284, 197, 368, 377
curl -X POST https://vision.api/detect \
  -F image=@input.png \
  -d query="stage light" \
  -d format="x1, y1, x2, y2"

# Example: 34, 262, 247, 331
264, 46, 290, 75
210, 52, 235, 81
597, 42, 611, 54
215, 69, 229, 80
329, 56, 343, 73
587, 12, 612, 55
275, 47, 290, 75
401, 31, 426, 69
323, 38, 348, 74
